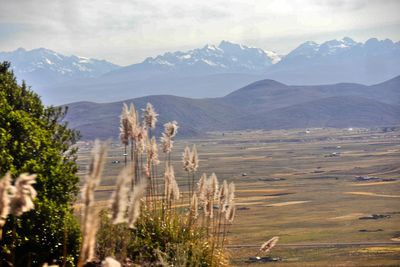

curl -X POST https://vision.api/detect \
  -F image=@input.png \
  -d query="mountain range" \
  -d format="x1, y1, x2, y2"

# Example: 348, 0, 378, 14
0, 47, 119, 88
63, 75, 400, 140
1, 37, 399, 105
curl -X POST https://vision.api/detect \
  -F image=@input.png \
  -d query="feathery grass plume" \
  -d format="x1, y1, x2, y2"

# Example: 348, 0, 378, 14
197, 173, 207, 203
190, 145, 199, 172
9, 173, 37, 216
190, 193, 199, 219
201, 174, 216, 218
163, 121, 179, 138
80, 217, 99, 264
160, 120, 178, 154
0, 172, 13, 227
209, 173, 219, 200
145, 136, 159, 177
164, 164, 179, 201
143, 102, 158, 130
119, 103, 131, 146
164, 163, 173, 199
42, 264, 60, 267
127, 180, 147, 228
79, 140, 108, 265
136, 126, 147, 154
148, 137, 160, 165
260, 236, 279, 253
81, 141, 108, 217
227, 182, 235, 205
225, 202, 236, 223
128, 104, 139, 140
161, 133, 173, 154
218, 180, 228, 212
171, 175, 180, 201
102, 256, 122, 267
182, 146, 192, 172
109, 165, 133, 224
207, 197, 214, 218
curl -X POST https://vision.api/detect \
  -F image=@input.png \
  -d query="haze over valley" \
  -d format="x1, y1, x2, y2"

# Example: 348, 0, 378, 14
1, 37, 399, 105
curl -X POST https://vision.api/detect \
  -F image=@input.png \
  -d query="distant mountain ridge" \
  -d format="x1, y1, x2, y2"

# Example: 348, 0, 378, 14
63, 75, 400, 140
130, 40, 281, 74
269, 37, 400, 85
1, 37, 399, 105
0, 47, 119, 87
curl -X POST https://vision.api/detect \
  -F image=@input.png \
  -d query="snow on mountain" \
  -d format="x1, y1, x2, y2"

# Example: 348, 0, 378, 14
281, 37, 399, 61
0, 47, 120, 87
1, 37, 399, 105
269, 37, 400, 85
140, 41, 281, 74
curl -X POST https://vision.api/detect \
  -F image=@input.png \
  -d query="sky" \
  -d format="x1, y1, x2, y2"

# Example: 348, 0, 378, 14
0, 0, 399, 66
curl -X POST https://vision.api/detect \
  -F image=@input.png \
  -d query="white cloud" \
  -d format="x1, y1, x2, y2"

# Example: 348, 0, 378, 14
0, 0, 399, 65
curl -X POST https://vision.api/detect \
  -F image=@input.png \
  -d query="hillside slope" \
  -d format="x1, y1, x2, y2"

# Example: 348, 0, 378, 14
63, 76, 400, 139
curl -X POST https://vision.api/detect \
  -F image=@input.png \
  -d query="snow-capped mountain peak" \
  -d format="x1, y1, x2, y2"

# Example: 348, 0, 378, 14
141, 41, 281, 74
282, 37, 399, 60
0, 48, 119, 87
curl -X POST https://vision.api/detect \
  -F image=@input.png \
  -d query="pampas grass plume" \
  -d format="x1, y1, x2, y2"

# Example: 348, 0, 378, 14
143, 102, 158, 130
119, 103, 131, 146
161, 133, 173, 153
163, 121, 178, 138
109, 165, 133, 224
148, 136, 160, 165
171, 177, 180, 201
209, 173, 219, 200
197, 173, 207, 202
9, 173, 37, 216
260, 236, 279, 253
226, 202, 236, 223
128, 104, 139, 139
127, 180, 147, 228
136, 126, 147, 154
0, 172, 12, 227
183, 146, 192, 172
102, 257, 121, 267
190, 193, 199, 219
218, 180, 228, 212
228, 182, 235, 204
164, 164, 179, 201
190, 145, 199, 172
79, 140, 108, 265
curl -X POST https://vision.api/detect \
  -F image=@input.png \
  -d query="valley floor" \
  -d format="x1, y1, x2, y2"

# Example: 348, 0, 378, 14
76, 127, 400, 266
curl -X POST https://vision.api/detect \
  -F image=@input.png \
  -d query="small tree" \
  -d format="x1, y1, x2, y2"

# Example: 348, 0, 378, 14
0, 62, 81, 266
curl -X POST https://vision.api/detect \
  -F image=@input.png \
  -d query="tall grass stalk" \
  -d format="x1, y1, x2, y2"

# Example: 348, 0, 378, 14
92, 102, 236, 265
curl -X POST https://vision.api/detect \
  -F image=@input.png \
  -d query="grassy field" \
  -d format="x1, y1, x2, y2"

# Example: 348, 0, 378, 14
76, 127, 400, 266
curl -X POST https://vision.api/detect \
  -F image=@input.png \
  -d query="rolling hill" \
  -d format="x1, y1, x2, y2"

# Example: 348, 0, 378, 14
63, 76, 400, 140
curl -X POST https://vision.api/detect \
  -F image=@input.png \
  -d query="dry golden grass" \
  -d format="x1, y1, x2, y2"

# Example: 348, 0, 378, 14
329, 213, 365, 220
264, 200, 311, 207
236, 189, 287, 194
77, 127, 400, 266
235, 196, 279, 202
351, 181, 400, 186
235, 201, 267, 206
344, 191, 400, 198
355, 247, 400, 254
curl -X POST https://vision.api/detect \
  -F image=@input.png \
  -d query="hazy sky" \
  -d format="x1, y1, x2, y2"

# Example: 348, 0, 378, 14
1, 0, 399, 65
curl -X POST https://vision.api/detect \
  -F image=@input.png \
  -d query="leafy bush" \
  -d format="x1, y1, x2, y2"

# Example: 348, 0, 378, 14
0, 61, 81, 266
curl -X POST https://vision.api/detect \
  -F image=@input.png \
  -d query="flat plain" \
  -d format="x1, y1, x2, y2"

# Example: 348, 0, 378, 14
76, 127, 400, 266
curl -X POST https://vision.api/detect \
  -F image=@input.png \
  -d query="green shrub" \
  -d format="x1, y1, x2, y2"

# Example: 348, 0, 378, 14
0, 61, 81, 266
